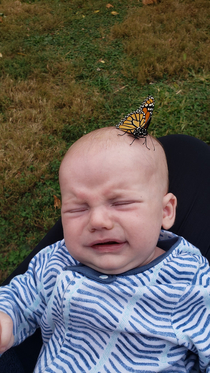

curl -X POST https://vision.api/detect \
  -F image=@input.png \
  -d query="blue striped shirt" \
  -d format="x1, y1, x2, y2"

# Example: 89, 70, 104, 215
0, 230, 210, 372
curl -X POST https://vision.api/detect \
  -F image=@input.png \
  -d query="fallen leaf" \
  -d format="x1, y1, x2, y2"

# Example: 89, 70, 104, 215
111, 11, 119, 15
106, 3, 114, 8
0, 17, 3, 23
0, 53, 3, 58
54, 195, 61, 209
98, 58, 105, 63
94, 10, 100, 13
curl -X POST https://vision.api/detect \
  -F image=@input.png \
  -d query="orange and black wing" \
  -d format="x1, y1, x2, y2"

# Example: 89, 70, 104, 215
116, 96, 155, 139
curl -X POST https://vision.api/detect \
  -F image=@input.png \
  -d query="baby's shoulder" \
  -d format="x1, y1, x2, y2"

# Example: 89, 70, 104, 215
162, 236, 210, 287
29, 239, 78, 281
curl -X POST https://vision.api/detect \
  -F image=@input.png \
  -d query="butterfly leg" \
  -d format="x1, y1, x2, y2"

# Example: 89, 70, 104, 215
117, 131, 135, 144
142, 135, 155, 150
142, 136, 150, 150
129, 137, 136, 145
117, 132, 127, 137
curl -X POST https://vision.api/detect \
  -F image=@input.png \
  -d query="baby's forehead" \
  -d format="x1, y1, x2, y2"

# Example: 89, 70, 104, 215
60, 130, 168, 194
69, 131, 164, 162
64, 134, 165, 175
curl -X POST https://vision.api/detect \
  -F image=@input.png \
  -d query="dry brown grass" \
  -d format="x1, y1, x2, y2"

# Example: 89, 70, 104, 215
0, 0, 59, 31
0, 69, 104, 202
112, 0, 210, 84
0, 0, 65, 60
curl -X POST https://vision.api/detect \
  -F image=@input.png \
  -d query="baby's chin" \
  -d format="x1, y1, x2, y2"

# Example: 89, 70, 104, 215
82, 260, 137, 276
83, 246, 165, 275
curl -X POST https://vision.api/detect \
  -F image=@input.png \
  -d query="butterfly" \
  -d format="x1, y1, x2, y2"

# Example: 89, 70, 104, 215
116, 96, 155, 146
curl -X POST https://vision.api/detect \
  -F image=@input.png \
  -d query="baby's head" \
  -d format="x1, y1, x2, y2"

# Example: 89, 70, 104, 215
59, 127, 177, 274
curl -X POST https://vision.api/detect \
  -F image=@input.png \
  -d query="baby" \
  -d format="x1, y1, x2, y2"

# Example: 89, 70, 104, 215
0, 127, 210, 372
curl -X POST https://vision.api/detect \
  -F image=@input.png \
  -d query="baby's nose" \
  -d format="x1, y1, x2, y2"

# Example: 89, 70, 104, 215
88, 207, 114, 231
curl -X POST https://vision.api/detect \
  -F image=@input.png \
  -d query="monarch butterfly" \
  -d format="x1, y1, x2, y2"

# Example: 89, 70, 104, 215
116, 96, 155, 146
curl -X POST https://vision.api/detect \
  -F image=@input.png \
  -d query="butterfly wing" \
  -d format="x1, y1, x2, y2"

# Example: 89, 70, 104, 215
116, 96, 155, 139
116, 111, 145, 134
139, 96, 155, 130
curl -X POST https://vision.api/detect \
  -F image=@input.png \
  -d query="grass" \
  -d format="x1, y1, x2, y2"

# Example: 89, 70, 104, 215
112, 0, 210, 84
0, 0, 210, 282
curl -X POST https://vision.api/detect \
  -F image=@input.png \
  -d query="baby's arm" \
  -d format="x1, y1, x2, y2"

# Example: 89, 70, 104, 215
0, 311, 14, 353
172, 255, 210, 371
0, 240, 72, 351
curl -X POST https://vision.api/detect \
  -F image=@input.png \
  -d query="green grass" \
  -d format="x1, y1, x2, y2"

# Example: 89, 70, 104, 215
1, 0, 210, 282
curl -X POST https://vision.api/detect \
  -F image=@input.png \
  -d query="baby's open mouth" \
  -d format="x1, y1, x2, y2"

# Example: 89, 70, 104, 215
94, 241, 118, 246
90, 240, 125, 251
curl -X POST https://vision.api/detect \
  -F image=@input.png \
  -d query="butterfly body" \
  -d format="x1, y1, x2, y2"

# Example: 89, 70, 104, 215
116, 96, 155, 143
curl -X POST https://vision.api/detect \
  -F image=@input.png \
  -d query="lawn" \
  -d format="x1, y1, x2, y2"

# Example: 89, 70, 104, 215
0, 0, 210, 282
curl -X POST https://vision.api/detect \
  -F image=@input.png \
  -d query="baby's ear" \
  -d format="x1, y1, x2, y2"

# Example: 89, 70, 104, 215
162, 193, 177, 230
